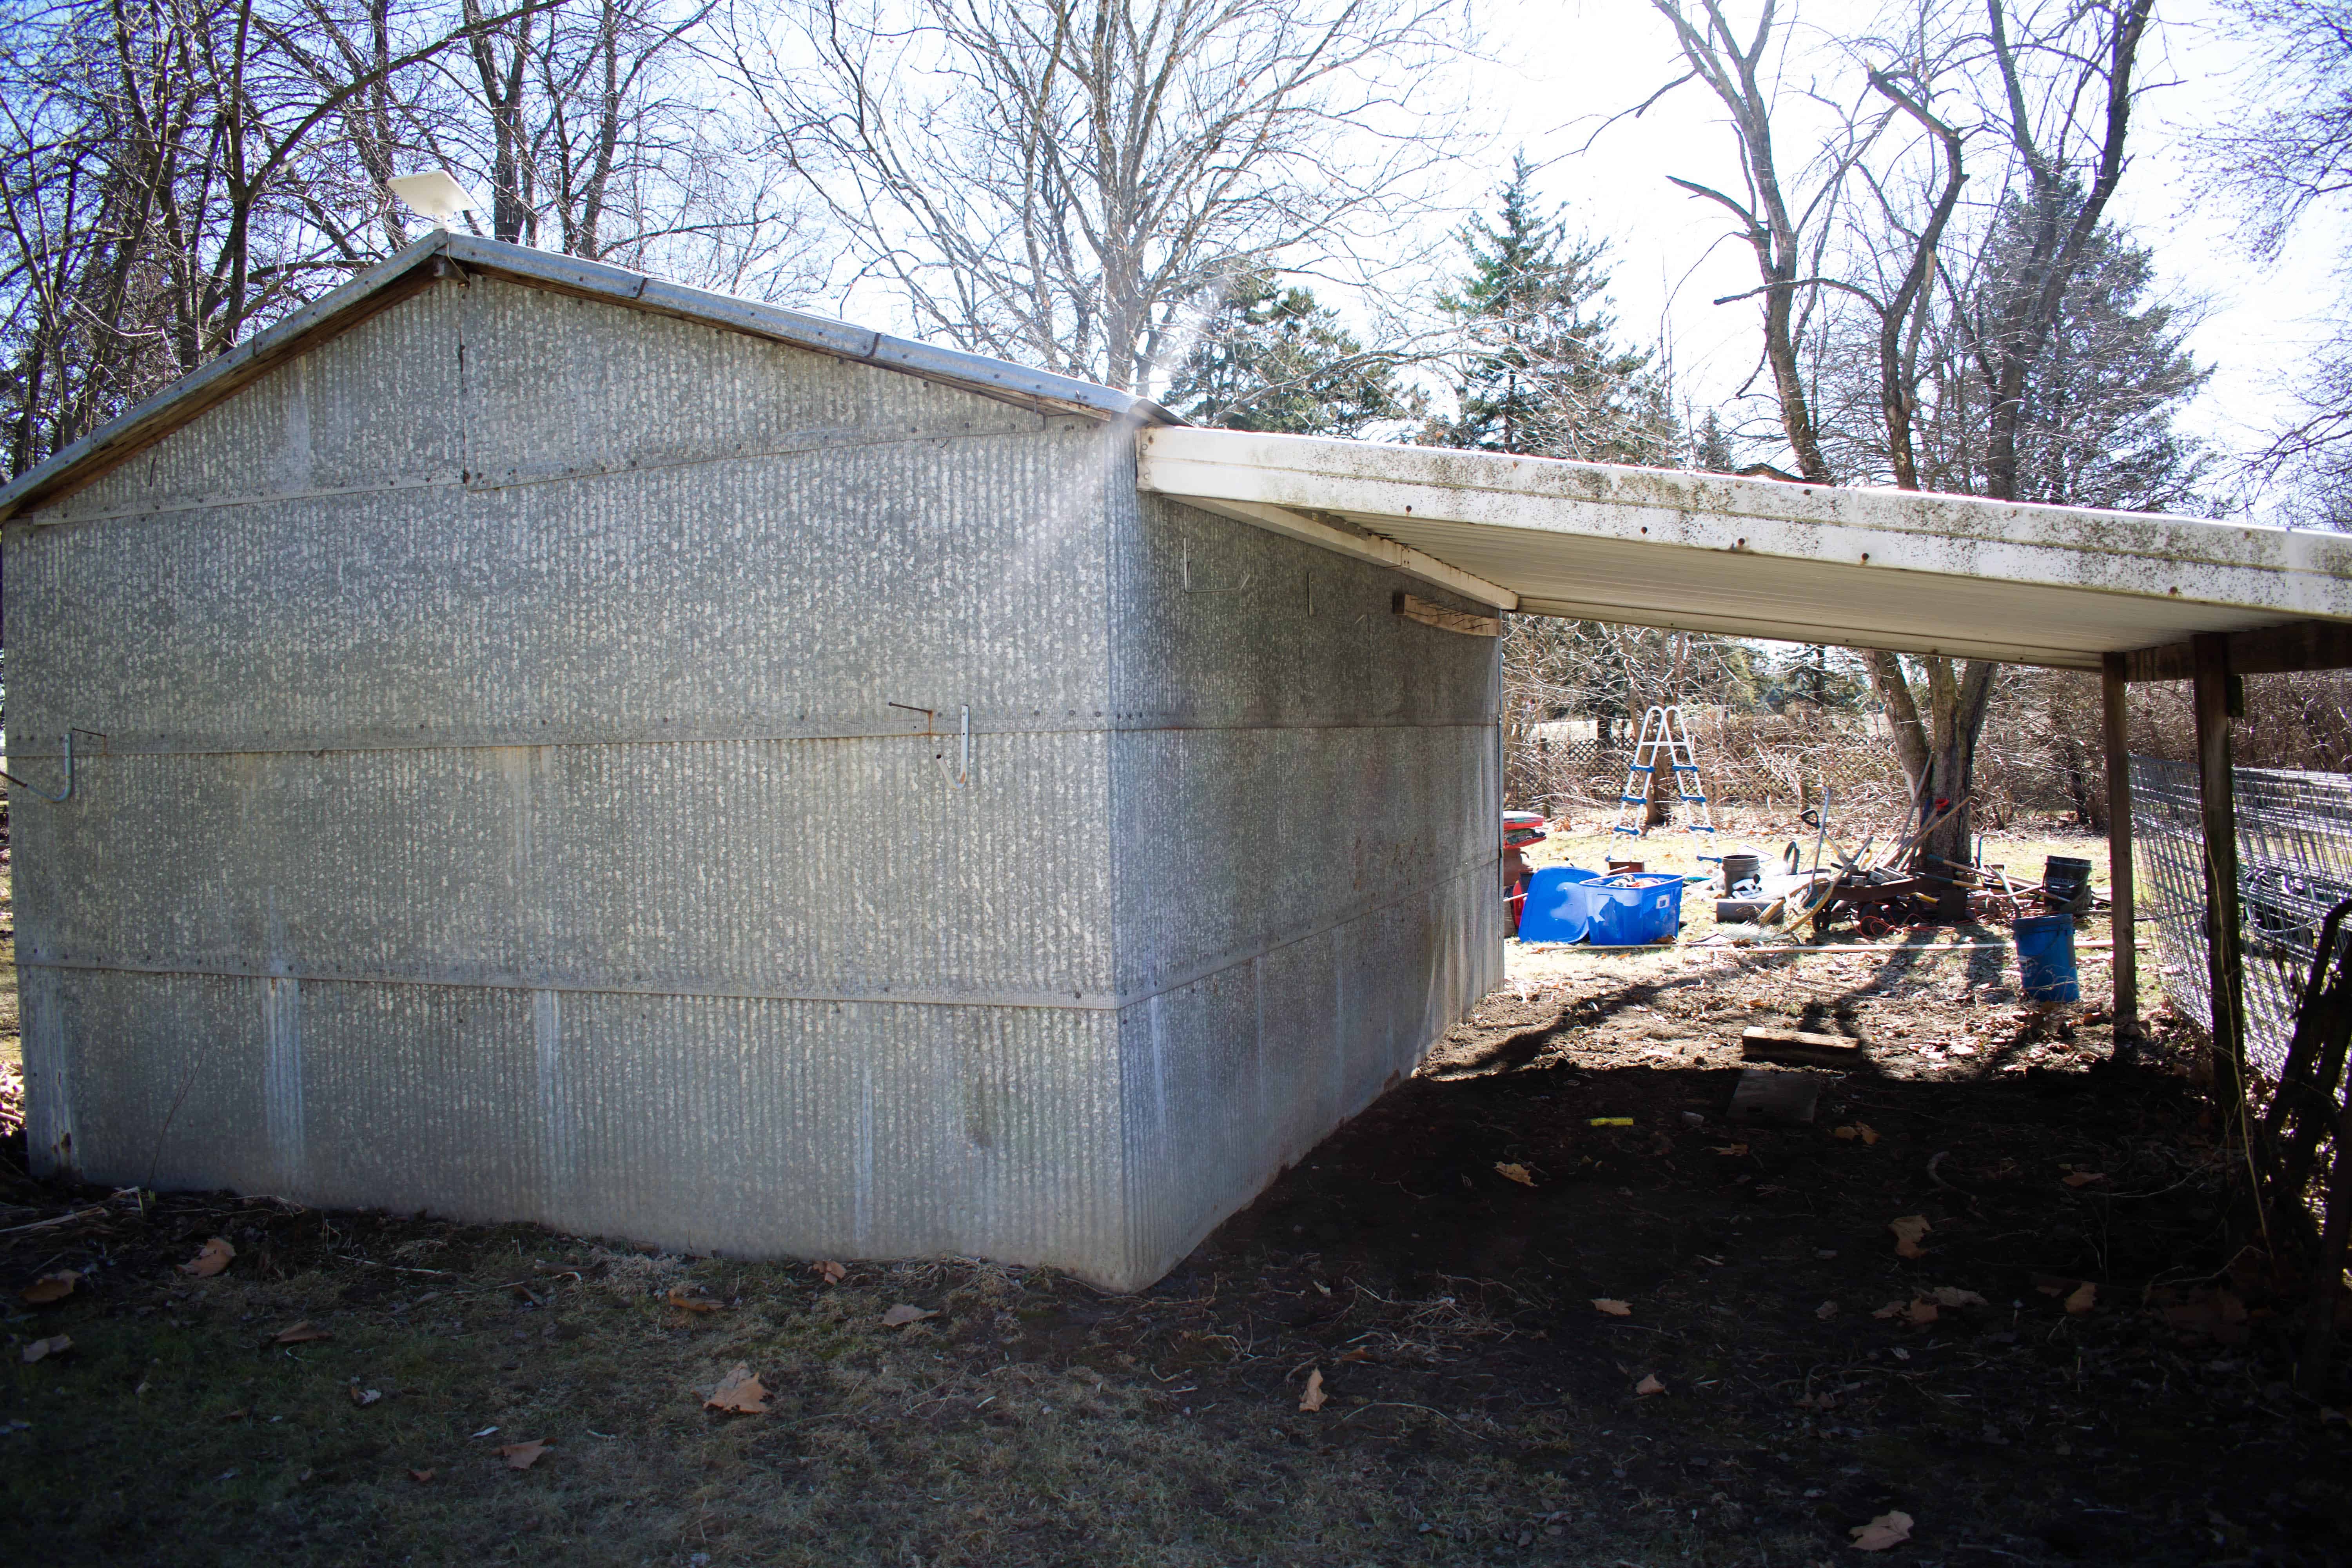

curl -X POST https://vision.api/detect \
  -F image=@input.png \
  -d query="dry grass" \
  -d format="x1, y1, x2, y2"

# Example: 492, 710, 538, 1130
3, 1230, 1700, 1567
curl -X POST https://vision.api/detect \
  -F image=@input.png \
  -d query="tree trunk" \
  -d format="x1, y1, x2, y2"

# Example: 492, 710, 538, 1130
1868, 649, 1996, 893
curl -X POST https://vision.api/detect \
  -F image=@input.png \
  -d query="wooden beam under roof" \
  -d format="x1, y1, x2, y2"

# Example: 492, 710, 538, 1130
2123, 619, 2352, 682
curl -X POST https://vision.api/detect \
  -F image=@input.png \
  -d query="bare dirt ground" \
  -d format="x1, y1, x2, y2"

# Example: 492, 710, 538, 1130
5, 818, 2351, 1566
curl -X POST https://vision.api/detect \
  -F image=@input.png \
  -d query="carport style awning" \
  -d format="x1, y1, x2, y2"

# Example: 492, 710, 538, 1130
1134, 428, 2352, 671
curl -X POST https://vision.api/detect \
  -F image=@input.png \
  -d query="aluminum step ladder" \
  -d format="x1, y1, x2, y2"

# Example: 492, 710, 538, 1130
1611, 705, 1717, 838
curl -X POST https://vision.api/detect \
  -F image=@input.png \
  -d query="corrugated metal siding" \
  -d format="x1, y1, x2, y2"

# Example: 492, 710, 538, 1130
1104, 492, 1501, 1283
8, 276, 1142, 1281
34, 971, 1131, 1274
15, 738, 1113, 1003
8, 275, 1503, 1293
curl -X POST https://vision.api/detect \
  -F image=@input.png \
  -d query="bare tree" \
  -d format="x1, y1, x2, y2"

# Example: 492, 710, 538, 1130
727, 0, 1469, 396
0, 0, 572, 477
1641, 0, 2158, 876
1648, 0, 1967, 489
0, 0, 821, 483
2196, 0, 2352, 508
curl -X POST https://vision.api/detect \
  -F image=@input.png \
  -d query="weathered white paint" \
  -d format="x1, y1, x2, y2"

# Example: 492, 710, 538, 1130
1136, 427, 2352, 669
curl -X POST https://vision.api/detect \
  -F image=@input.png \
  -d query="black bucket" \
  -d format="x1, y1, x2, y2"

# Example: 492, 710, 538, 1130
1721, 852, 1763, 894
2043, 855, 2094, 909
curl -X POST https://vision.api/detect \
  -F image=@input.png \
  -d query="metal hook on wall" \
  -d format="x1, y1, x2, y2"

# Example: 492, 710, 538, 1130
0, 729, 99, 804
886, 703, 969, 789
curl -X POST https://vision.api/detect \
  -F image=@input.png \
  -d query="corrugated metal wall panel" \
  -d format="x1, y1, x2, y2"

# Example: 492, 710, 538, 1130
1109, 867, 1501, 1285
1104, 491, 1502, 1283
14, 736, 1114, 1002
9, 442, 1118, 750
457, 279, 1057, 483
46, 282, 467, 521
7, 276, 1147, 1283
8, 275, 1504, 1294
38, 972, 1131, 1276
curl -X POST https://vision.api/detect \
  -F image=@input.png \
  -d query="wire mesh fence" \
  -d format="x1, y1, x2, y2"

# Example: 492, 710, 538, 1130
2129, 756, 2352, 1081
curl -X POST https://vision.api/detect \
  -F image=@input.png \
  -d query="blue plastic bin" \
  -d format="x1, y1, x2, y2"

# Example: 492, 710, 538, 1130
1588, 873, 1684, 946
1516, 868, 1683, 946
1517, 867, 1600, 943
2013, 914, 2080, 1002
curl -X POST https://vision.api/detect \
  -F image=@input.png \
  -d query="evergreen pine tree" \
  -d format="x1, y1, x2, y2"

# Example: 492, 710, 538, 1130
1428, 156, 1675, 464
1163, 269, 1406, 438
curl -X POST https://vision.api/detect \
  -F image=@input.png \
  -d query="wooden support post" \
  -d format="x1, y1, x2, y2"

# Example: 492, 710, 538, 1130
2101, 653, 2139, 1051
2192, 633, 2249, 1109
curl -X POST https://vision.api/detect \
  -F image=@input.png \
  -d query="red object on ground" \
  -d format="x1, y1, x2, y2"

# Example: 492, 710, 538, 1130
1503, 813, 1547, 935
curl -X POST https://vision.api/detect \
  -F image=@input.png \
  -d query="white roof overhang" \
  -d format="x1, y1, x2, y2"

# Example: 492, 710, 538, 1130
1136, 428, 2352, 673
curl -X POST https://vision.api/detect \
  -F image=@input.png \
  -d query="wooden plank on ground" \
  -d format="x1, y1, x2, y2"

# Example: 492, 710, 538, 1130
1740, 1026, 1866, 1065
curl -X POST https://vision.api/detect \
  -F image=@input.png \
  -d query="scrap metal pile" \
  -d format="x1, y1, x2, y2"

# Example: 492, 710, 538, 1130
1715, 794, 2101, 945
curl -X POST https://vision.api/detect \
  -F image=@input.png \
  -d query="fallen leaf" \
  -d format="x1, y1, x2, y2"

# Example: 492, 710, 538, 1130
1796, 1390, 1838, 1410
1928, 1287, 1988, 1308
1888, 1215, 1931, 1258
274, 1321, 332, 1345
1588, 1117, 1633, 1127
180, 1238, 236, 1278
1816, 1301, 1840, 1321
706, 1363, 770, 1415
880, 1303, 938, 1328
347, 1384, 382, 1408
1299, 1368, 1328, 1412
497, 1440, 546, 1470
1849, 1510, 1915, 1550
2062, 1171, 2107, 1187
1853, 1123, 1880, 1145
1905, 1299, 1939, 1325
2065, 1281, 2097, 1315
813, 1261, 846, 1285
1634, 1373, 1665, 1396
409, 1468, 436, 1483
1494, 1162, 1536, 1187
21, 1335, 71, 1363
20, 1270, 79, 1305
1709, 1144, 1750, 1156
664, 1284, 723, 1314
1592, 1298, 1633, 1317
222, 1409, 247, 1422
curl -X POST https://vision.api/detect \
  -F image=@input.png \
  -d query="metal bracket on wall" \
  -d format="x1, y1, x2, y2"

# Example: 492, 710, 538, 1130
0, 729, 100, 803
887, 703, 970, 789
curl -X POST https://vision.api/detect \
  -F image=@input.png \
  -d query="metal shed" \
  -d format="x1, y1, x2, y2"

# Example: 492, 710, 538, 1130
0, 234, 1499, 1292
6, 234, 2349, 1291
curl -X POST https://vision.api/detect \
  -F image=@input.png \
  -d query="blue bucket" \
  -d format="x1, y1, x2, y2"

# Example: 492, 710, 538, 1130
1589, 873, 1684, 946
1518, 867, 1601, 943
2014, 914, 2080, 1002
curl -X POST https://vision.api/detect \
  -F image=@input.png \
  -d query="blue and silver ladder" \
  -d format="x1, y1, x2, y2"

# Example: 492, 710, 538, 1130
1611, 704, 1717, 838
